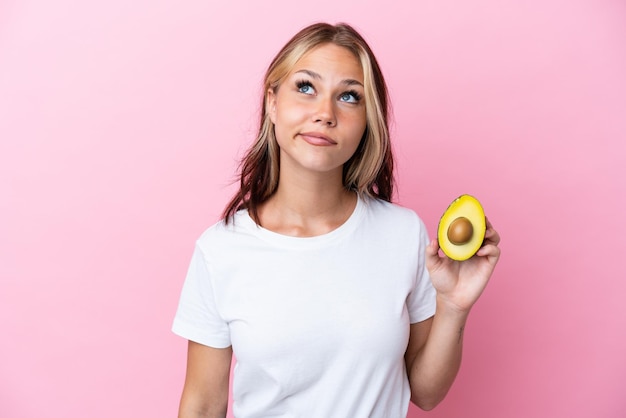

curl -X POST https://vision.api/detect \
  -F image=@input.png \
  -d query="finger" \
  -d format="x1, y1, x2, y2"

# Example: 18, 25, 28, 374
425, 238, 439, 258
484, 217, 501, 245
425, 239, 443, 270
484, 228, 500, 245
476, 243, 501, 264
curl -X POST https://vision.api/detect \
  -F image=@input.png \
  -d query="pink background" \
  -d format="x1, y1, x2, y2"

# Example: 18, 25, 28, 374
1, 0, 625, 417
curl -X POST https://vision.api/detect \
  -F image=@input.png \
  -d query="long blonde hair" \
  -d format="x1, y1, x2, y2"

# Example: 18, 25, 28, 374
223, 22, 394, 224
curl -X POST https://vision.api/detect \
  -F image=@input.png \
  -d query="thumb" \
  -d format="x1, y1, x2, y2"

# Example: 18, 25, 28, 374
425, 239, 442, 271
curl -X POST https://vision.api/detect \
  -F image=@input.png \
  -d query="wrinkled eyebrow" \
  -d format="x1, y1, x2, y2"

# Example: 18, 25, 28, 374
295, 69, 364, 87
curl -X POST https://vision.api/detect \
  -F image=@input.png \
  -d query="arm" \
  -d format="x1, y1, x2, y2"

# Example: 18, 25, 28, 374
405, 218, 501, 410
178, 341, 233, 418
404, 299, 468, 410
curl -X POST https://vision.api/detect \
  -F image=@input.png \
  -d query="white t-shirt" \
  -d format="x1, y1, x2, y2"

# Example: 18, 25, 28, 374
173, 196, 436, 418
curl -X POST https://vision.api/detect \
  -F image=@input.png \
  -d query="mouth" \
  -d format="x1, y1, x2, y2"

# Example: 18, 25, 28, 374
299, 132, 337, 146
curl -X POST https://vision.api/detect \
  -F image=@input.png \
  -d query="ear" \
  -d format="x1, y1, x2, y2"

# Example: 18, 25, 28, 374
267, 88, 277, 124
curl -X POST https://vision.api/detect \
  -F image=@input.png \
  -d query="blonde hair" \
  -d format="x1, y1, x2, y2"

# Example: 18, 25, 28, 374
224, 22, 394, 223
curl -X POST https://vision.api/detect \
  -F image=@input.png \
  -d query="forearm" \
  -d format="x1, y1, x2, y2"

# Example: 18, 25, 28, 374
408, 295, 469, 410
178, 342, 231, 418
178, 395, 227, 418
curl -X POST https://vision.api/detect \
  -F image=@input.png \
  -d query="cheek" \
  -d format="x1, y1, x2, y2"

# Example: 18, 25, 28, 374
272, 106, 302, 145
347, 112, 367, 142
274, 102, 307, 127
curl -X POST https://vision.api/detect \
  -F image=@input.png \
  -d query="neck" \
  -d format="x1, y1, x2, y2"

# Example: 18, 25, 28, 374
258, 167, 357, 237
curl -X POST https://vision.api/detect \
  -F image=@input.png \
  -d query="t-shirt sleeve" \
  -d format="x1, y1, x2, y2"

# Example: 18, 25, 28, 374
172, 242, 231, 348
407, 217, 437, 323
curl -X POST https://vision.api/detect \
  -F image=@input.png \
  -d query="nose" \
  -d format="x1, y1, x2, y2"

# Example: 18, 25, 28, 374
313, 97, 337, 127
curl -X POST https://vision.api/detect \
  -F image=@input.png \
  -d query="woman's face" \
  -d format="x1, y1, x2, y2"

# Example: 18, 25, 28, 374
268, 43, 367, 179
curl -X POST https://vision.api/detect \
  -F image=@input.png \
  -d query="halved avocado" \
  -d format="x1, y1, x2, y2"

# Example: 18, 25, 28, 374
437, 195, 486, 261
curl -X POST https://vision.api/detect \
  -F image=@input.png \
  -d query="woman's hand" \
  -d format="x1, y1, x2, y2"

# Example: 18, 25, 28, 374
425, 217, 501, 313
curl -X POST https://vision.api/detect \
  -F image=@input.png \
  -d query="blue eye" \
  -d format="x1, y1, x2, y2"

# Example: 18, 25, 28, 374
296, 80, 315, 95
339, 90, 362, 104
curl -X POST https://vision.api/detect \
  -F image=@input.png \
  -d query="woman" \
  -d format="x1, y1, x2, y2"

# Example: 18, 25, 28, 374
173, 22, 501, 417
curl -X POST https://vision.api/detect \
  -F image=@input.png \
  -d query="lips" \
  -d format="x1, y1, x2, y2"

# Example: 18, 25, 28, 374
299, 132, 337, 146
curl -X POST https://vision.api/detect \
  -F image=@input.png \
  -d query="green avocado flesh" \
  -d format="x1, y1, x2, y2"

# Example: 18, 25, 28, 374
437, 195, 486, 261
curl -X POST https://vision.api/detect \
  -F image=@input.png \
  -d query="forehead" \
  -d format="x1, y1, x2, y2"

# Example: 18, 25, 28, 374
291, 43, 363, 81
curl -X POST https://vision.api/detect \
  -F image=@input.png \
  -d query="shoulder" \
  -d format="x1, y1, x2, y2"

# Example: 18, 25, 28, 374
195, 210, 256, 255
361, 196, 426, 232
356, 196, 430, 250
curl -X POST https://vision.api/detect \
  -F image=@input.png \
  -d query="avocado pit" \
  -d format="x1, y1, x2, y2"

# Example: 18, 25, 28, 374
447, 216, 473, 245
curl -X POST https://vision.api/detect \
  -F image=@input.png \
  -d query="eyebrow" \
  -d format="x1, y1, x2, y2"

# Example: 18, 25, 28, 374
295, 69, 364, 87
